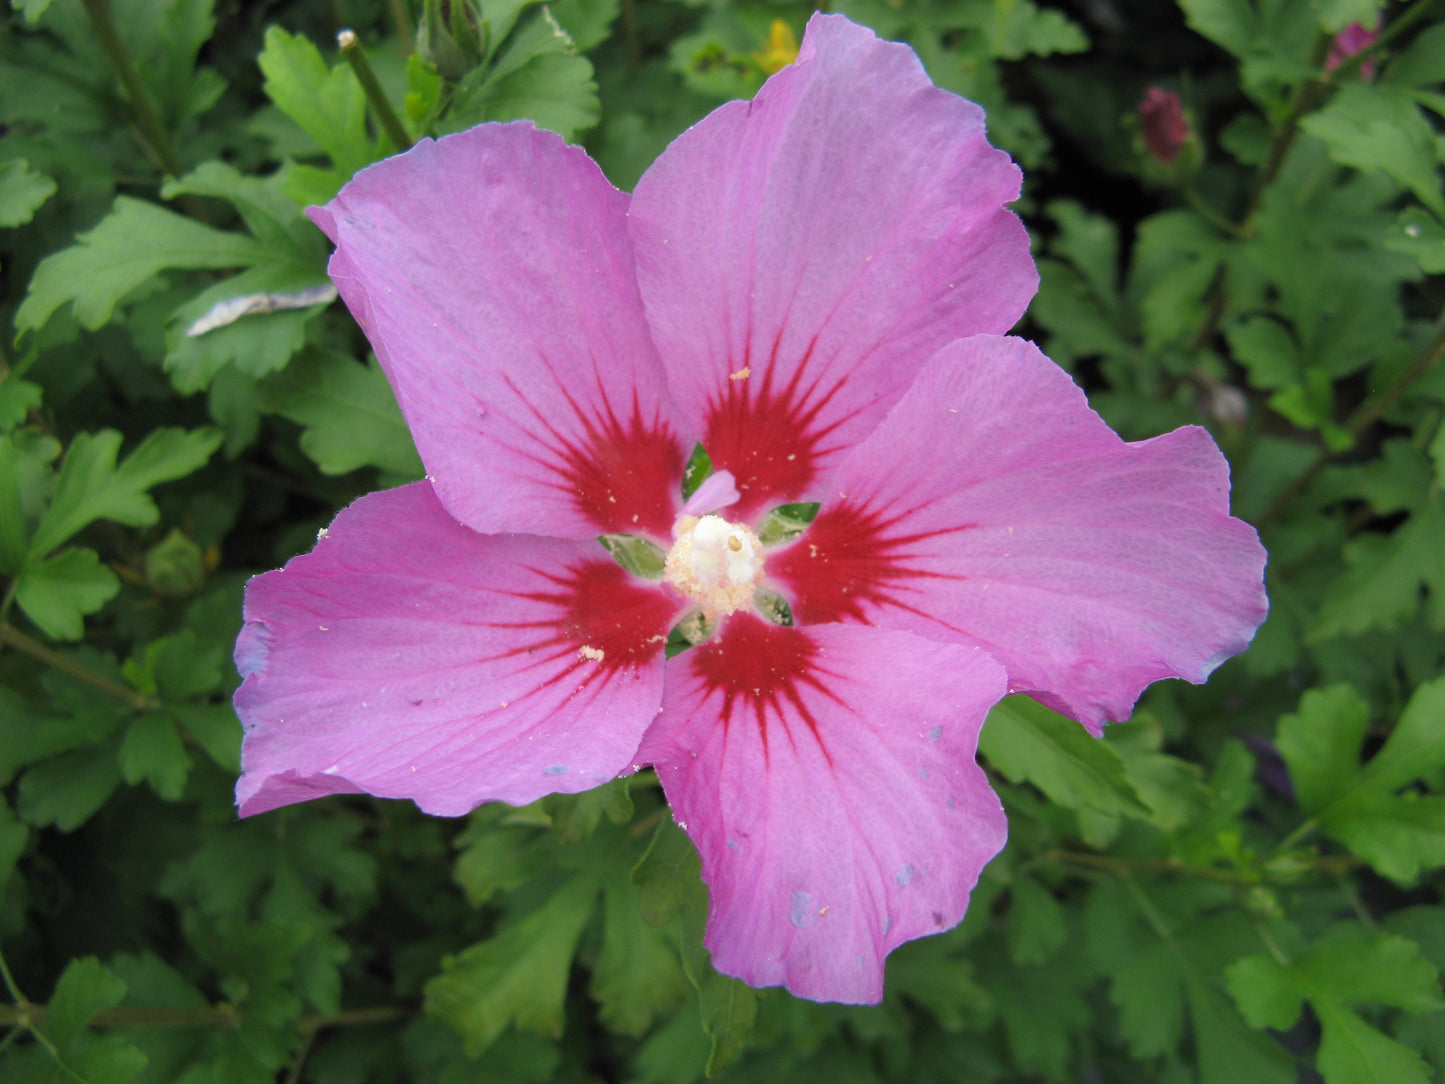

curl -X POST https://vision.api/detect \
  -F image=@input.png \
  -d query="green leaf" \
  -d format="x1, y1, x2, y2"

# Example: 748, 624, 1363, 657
0, 157, 56, 226
162, 160, 326, 260
1302, 85, 1445, 220
632, 816, 707, 927
1314, 0, 1384, 33
168, 703, 240, 772
1275, 685, 1371, 813
445, 6, 599, 140
1386, 208, 1445, 274
29, 427, 222, 560
1279, 679, 1445, 882
1315, 1001, 1432, 1084
46, 956, 128, 1047
1178, 0, 1253, 57
16, 197, 266, 333
1227, 933, 1443, 1084
13, 547, 119, 640
1087, 879, 1294, 1082
258, 350, 422, 477
1385, 23, 1445, 89
1006, 875, 1067, 965
1107, 717, 1211, 831
118, 713, 191, 800
543, 778, 634, 844
426, 874, 597, 1054
1313, 493, 1445, 639
590, 862, 687, 1036
979, 695, 1149, 817
1131, 210, 1227, 350
17, 747, 122, 830
987, 0, 1088, 60
0, 374, 42, 432
257, 27, 372, 179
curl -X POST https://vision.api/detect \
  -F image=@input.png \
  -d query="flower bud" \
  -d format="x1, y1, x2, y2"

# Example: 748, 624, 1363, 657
1326, 21, 1380, 79
417, 0, 485, 82
1138, 87, 1191, 168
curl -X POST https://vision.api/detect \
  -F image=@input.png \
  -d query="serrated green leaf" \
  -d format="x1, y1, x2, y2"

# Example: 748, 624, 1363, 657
979, 695, 1149, 817
1006, 875, 1067, 965
0, 430, 59, 574
445, 7, 599, 140
258, 350, 422, 477
1229, 933, 1442, 1084
17, 746, 122, 831
13, 546, 119, 640
1313, 494, 1445, 638
1178, 0, 1253, 57
591, 863, 687, 1036
0, 157, 56, 226
1131, 210, 1226, 350
118, 713, 191, 800
16, 197, 266, 333
1225, 954, 1301, 1031
988, 0, 1088, 60
1276, 685, 1371, 813
167, 703, 240, 772
632, 816, 706, 927
694, 968, 757, 1076
66, 1034, 149, 1084
29, 427, 222, 559
46, 956, 128, 1047
166, 274, 323, 394
1315, 1000, 1432, 1084
1302, 85, 1445, 219
257, 27, 372, 179
544, 778, 634, 843
0, 375, 42, 433
426, 874, 597, 1054
1279, 679, 1445, 882
162, 160, 325, 260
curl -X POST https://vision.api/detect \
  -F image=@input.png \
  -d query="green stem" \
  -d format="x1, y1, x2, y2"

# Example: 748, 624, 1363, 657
388, 0, 414, 56
338, 30, 414, 154
0, 947, 26, 1005
0, 622, 157, 712
78, 0, 186, 179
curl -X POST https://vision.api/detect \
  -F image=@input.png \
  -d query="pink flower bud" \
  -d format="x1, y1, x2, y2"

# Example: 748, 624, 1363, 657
1326, 21, 1380, 78
1139, 87, 1191, 167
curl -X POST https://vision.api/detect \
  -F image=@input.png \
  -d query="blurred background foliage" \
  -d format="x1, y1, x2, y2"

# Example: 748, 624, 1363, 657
2, 0, 1445, 1081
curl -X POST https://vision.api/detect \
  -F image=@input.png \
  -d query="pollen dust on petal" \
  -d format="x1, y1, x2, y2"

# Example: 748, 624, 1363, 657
729, 367, 751, 381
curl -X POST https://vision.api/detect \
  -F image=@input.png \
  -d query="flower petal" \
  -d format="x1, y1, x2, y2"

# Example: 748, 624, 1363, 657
310, 123, 688, 541
235, 483, 680, 817
638, 614, 1008, 1003
630, 13, 1036, 521
768, 335, 1269, 733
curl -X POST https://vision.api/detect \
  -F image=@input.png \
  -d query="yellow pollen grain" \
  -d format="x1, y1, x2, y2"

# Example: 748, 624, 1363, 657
729, 367, 751, 381
578, 645, 605, 662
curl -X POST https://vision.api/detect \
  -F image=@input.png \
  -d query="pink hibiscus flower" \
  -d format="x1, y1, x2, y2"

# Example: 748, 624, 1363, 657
234, 14, 1268, 1003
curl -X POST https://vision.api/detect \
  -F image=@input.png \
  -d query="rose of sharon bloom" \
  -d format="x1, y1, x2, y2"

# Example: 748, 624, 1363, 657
1138, 86, 1191, 167
234, 14, 1268, 1003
